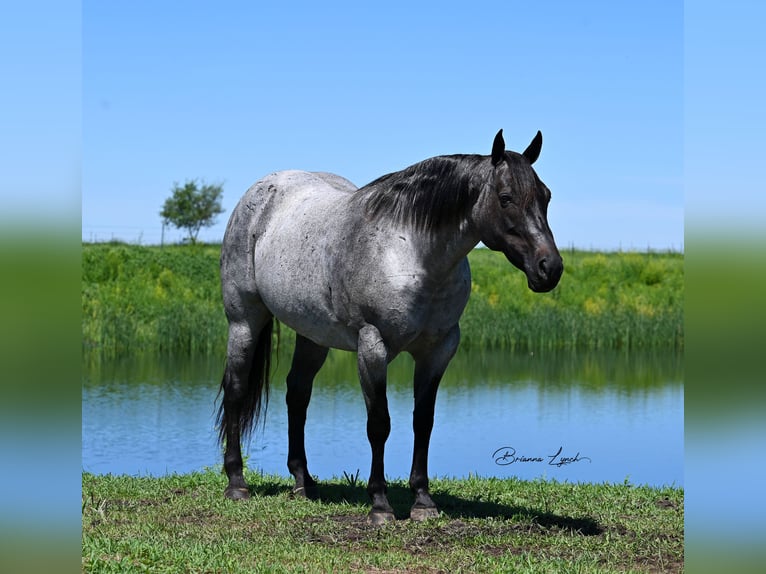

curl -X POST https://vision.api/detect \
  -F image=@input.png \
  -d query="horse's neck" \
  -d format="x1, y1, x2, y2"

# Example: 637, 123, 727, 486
418, 157, 488, 276
349, 154, 490, 278
406, 220, 481, 282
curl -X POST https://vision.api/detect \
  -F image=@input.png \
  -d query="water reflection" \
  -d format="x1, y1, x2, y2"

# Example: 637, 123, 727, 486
82, 348, 683, 487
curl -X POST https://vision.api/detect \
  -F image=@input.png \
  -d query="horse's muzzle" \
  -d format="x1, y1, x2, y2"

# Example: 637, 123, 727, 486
528, 252, 564, 293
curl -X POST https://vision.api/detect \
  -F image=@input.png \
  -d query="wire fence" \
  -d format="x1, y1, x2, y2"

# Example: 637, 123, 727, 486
82, 225, 683, 253
82, 225, 225, 246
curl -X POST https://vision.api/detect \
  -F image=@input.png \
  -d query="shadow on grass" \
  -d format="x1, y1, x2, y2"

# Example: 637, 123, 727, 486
248, 478, 602, 536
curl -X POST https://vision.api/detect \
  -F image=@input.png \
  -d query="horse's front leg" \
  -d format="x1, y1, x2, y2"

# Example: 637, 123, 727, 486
357, 324, 395, 524
408, 326, 461, 521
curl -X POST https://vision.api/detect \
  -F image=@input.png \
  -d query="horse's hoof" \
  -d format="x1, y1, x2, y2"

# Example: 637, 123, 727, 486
367, 510, 396, 525
410, 506, 439, 521
224, 486, 250, 500
292, 485, 319, 500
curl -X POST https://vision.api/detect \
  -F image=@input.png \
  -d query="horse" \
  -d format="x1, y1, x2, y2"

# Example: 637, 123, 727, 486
217, 129, 563, 524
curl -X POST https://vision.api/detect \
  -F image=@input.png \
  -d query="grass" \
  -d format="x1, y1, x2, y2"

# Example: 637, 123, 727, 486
82, 243, 224, 357
462, 247, 683, 350
82, 470, 683, 573
82, 242, 683, 357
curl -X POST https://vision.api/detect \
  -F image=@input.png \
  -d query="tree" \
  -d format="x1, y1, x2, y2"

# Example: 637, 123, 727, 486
160, 179, 225, 244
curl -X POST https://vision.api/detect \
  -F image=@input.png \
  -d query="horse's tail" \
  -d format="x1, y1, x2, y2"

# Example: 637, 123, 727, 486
216, 318, 274, 445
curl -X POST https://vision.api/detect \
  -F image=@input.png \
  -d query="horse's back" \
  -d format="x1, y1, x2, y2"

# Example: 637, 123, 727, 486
223, 169, 355, 251
311, 171, 358, 194
232, 169, 353, 218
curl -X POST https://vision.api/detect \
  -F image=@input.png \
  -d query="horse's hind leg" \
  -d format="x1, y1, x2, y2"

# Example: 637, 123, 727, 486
218, 306, 273, 500
286, 334, 328, 499
408, 326, 461, 521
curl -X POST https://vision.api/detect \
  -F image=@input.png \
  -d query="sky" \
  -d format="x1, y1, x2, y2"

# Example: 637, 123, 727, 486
80, 1, 683, 250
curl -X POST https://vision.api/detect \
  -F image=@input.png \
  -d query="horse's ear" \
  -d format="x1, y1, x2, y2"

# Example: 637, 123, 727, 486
522, 131, 543, 165
491, 129, 505, 166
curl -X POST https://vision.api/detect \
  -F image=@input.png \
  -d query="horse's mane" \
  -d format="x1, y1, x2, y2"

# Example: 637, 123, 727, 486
353, 155, 490, 233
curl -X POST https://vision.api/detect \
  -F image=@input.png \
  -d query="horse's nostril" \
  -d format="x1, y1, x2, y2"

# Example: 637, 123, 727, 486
538, 257, 548, 277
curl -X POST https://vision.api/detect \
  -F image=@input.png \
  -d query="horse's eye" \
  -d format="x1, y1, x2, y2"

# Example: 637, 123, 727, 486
499, 194, 512, 208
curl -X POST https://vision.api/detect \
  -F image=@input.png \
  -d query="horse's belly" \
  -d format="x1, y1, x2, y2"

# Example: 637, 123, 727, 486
282, 314, 358, 351
253, 243, 358, 352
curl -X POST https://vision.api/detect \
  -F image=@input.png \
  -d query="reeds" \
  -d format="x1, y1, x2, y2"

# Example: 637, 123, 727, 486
461, 249, 683, 350
82, 243, 683, 357
82, 243, 227, 358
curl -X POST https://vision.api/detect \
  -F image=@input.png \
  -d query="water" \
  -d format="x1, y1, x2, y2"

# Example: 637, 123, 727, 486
82, 348, 683, 487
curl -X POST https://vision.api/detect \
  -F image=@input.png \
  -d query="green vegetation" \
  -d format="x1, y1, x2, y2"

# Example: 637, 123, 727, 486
463, 248, 683, 350
160, 179, 225, 244
82, 470, 683, 573
82, 243, 224, 356
82, 243, 683, 357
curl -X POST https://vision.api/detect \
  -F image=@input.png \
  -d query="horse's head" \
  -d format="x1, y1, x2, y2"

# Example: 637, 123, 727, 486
474, 130, 563, 292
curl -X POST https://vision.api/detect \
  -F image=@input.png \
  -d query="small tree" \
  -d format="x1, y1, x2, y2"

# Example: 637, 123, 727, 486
160, 179, 224, 244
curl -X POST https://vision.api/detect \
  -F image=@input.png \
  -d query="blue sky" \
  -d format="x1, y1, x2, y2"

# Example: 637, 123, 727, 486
81, 1, 683, 250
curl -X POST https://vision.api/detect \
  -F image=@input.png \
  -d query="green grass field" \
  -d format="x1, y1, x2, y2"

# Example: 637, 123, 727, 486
82, 243, 683, 357
82, 470, 683, 573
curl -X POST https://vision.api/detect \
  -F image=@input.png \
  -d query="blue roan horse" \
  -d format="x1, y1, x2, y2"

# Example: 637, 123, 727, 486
218, 130, 563, 523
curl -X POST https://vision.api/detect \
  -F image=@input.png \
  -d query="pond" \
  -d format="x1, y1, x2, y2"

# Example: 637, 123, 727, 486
82, 348, 683, 488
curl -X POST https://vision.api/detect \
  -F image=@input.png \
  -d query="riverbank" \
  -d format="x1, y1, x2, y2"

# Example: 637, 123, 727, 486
82, 470, 683, 573
82, 243, 683, 357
